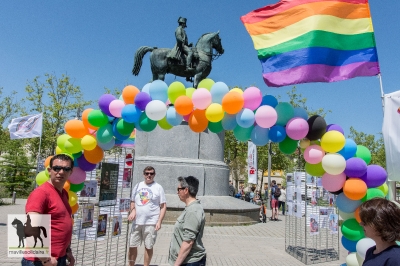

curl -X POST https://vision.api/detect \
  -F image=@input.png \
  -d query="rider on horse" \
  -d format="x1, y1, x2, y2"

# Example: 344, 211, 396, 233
167, 17, 194, 72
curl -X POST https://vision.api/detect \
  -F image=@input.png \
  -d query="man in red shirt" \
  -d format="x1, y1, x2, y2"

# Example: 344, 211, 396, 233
22, 154, 75, 266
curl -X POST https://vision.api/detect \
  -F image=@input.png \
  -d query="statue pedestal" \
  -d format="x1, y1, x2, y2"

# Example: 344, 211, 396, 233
133, 123, 259, 225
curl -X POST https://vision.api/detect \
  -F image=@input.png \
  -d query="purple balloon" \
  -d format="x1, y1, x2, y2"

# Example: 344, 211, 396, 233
77, 155, 96, 172
99, 94, 116, 117
326, 124, 344, 135
360, 165, 387, 188
135, 92, 152, 111
344, 157, 367, 178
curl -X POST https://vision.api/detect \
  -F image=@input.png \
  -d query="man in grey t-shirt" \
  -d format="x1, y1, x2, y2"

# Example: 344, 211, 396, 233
169, 176, 206, 266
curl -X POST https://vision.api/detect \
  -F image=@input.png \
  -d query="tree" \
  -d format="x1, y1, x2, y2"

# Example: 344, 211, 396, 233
348, 127, 386, 167
224, 130, 247, 190
0, 88, 22, 155
287, 87, 331, 117
23, 73, 93, 158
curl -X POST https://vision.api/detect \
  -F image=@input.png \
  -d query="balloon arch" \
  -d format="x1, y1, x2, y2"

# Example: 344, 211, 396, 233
35, 78, 387, 263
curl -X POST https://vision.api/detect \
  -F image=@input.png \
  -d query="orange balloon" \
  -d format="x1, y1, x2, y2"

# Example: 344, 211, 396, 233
175, 96, 194, 115
122, 85, 140, 104
189, 109, 208, 133
44, 156, 53, 168
71, 202, 79, 215
65, 120, 89, 138
222, 92, 244, 114
354, 207, 361, 223
343, 178, 367, 200
71, 217, 75, 226
83, 146, 104, 164
63, 180, 71, 191
82, 108, 98, 130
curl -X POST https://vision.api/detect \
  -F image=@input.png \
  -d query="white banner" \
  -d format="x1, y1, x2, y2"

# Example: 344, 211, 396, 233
247, 141, 257, 184
7, 113, 43, 140
382, 91, 400, 181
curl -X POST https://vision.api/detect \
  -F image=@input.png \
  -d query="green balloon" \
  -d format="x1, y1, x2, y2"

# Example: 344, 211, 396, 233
36, 171, 49, 185
362, 188, 385, 202
341, 218, 365, 241
158, 117, 173, 130
97, 124, 113, 143
72, 151, 83, 160
70, 182, 85, 192
208, 121, 224, 133
116, 119, 135, 136
139, 113, 157, 132
186, 88, 196, 98
356, 145, 372, 164
197, 78, 215, 91
279, 136, 298, 155
57, 134, 71, 151
275, 102, 294, 126
88, 109, 109, 127
168, 81, 186, 104
64, 138, 82, 154
233, 125, 253, 142
305, 162, 325, 177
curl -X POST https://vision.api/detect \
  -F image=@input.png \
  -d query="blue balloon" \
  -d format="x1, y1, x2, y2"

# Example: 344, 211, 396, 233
268, 125, 286, 143
73, 158, 79, 167
261, 95, 278, 108
293, 107, 308, 120
251, 126, 269, 146
166, 107, 183, 126
141, 83, 151, 94
149, 80, 168, 102
336, 193, 362, 213
233, 125, 253, 142
97, 137, 115, 150
338, 139, 357, 160
236, 108, 255, 128
121, 104, 142, 123
341, 236, 357, 252
222, 114, 237, 130
210, 82, 229, 104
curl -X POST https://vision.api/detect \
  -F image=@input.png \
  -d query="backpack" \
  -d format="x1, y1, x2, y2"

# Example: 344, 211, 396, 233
244, 192, 251, 202
274, 187, 281, 198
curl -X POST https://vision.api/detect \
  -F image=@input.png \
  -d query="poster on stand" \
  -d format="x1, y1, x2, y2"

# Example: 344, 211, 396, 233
80, 180, 97, 197
329, 214, 339, 234
82, 203, 94, 229
119, 198, 130, 212
306, 175, 316, 185
309, 214, 319, 235
122, 168, 132, 188
311, 190, 317, 206
97, 214, 107, 237
328, 193, 335, 207
99, 163, 119, 206
112, 215, 122, 237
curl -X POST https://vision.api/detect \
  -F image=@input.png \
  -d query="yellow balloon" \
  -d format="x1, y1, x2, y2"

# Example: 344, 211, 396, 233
299, 138, 310, 149
205, 103, 224, 122
320, 130, 345, 153
36, 171, 49, 185
81, 135, 97, 151
56, 146, 64, 154
186, 88, 196, 98
230, 87, 243, 95
197, 78, 215, 91
68, 191, 78, 206
377, 183, 389, 196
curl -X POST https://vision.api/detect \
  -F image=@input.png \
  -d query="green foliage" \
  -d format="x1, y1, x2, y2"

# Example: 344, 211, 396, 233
224, 130, 248, 188
287, 87, 331, 118
348, 127, 386, 167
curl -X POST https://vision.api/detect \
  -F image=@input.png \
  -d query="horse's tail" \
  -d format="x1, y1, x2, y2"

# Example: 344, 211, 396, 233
39, 226, 47, 238
132, 46, 157, 76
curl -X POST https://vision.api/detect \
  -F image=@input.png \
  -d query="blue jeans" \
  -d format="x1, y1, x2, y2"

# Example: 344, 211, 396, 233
181, 255, 206, 266
21, 255, 67, 266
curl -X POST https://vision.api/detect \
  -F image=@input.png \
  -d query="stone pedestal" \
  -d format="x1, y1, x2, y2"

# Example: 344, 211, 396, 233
133, 123, 259, 225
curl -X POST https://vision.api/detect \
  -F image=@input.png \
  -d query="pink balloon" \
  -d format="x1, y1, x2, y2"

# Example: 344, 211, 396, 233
255, 105, 277, 128
183, 112, 191, 122
286, 117, 309, 140
192, 88, 212, 110
109, 99, 125, 118
243, 87, 262, 110
321, 172, 346, 192
304, 145, 325, 164
68, 167, 86, 184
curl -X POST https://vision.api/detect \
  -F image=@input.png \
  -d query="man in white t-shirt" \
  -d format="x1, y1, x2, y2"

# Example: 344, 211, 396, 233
128, 166, 166, 266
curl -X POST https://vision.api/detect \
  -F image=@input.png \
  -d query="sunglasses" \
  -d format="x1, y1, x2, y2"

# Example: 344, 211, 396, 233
177, 187, 186, 192
52, 166, 72, 172
144, 172, 155, 176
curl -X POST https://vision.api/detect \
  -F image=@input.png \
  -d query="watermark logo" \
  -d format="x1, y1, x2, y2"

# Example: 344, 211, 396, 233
8, 214, 51, 257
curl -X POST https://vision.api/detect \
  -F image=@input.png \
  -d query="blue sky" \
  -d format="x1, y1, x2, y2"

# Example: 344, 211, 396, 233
1, 0, 398, 137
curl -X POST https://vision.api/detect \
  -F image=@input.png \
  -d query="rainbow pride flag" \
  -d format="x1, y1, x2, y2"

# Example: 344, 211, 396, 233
241, 0, 380, 87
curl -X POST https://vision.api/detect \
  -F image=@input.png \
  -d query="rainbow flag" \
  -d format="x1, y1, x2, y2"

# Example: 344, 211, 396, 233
115, 130, 136, 148
241, 0, 380, 87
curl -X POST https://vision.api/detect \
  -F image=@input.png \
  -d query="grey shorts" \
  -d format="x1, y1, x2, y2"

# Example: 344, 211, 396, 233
129, 224, 157, 249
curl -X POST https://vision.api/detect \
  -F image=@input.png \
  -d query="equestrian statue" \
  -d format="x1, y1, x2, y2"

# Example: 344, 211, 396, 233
132, 17, 224, 88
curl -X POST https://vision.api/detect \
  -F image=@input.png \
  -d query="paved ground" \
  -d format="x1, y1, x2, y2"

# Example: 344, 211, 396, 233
0, 199, 347, 265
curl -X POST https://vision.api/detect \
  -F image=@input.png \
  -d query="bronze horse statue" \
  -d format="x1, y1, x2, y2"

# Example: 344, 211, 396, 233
132, 32, 224, 88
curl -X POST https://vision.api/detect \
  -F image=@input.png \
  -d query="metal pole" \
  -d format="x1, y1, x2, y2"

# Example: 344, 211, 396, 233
267, 141, 272, 210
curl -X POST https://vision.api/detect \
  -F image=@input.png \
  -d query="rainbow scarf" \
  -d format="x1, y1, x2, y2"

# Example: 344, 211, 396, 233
241, 0, 380, 87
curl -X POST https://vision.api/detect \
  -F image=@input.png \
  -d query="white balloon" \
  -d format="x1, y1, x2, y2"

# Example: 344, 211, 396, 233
145, 100, 167, 121
346, 252, 359, 266
339, 210, 355, 220
322, 153, 346, 175
356, 237, 376, 260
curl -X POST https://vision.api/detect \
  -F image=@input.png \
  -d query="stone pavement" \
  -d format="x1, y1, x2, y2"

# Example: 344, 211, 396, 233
0, 199, 347, 266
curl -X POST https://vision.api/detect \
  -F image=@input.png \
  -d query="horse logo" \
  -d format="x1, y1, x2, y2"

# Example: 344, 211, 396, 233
11, 214, 47, 248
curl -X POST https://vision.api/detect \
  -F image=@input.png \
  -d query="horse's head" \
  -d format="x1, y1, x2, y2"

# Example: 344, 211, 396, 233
11, 218, 21, 226
210, 31, 224, 55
